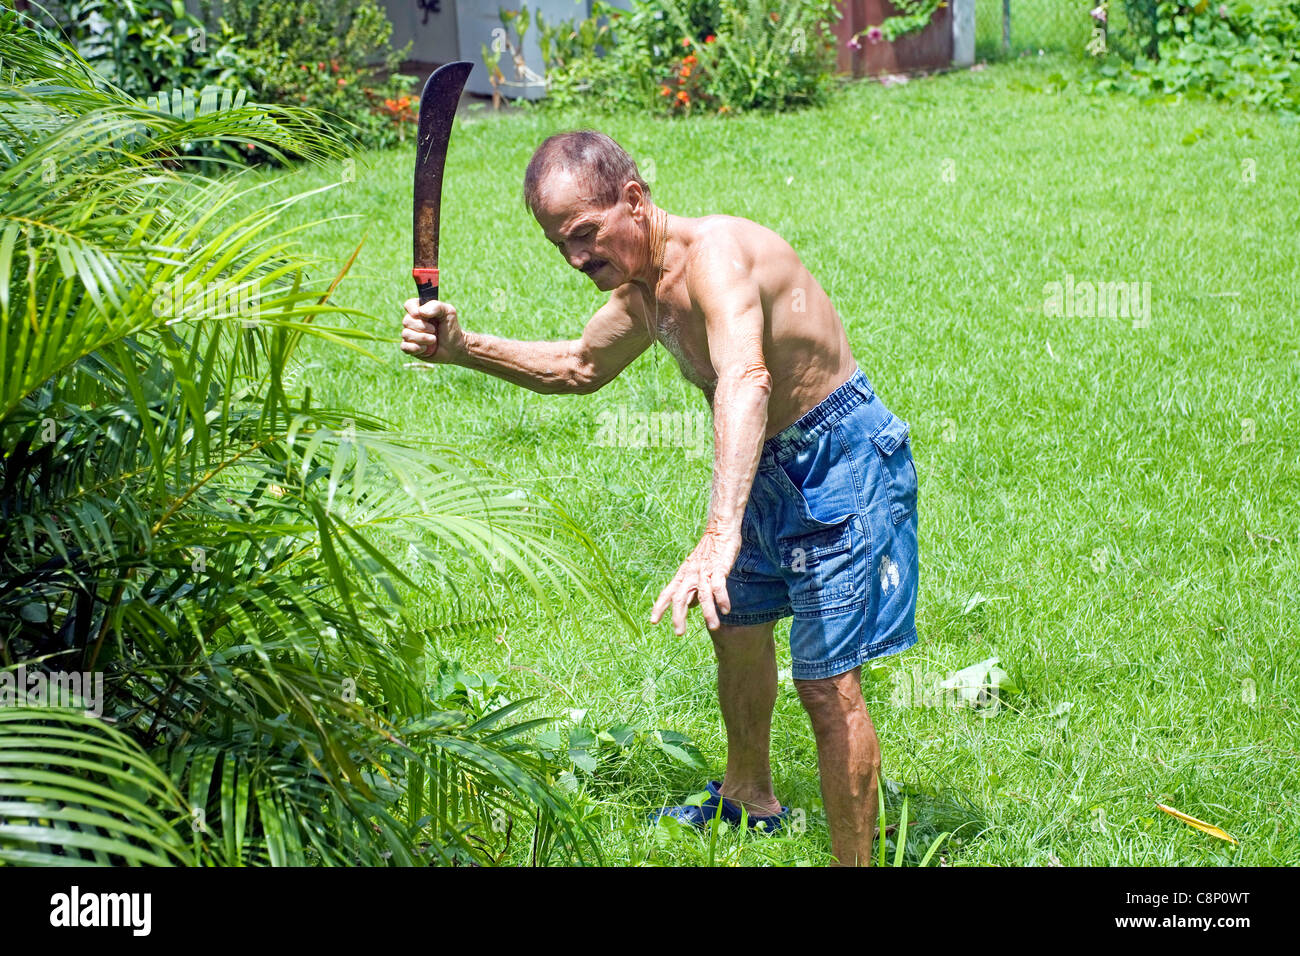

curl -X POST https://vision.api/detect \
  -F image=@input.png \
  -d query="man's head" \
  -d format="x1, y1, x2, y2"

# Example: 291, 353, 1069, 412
523, 130, 655, 291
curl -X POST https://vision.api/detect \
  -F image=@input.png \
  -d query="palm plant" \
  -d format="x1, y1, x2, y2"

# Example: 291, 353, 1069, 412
0, 13, 629, 865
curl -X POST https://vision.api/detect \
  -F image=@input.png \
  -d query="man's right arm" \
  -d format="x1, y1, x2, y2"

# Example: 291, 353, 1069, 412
401, 288, 652, 395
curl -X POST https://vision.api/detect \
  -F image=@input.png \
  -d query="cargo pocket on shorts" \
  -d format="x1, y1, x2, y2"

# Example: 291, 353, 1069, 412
871, 413, 917, 525
771, 444, 859, 531
778, 517, 858, 614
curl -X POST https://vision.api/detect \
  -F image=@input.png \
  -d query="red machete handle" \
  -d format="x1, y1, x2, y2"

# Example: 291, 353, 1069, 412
412, 267, 440, 305
412, 267, 440, 357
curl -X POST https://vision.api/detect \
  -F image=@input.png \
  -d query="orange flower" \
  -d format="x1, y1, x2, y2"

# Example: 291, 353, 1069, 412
717, 104, 731, 114
705, 34, 716, 43
660, 85, 672, 96
337, 77, 347, 87
676, 90, 689, 102
680, 37, 690, 47
683, 54, 697, 65
398, 96, 410, 108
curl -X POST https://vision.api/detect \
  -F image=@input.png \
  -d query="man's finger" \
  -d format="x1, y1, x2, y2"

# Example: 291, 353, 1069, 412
402, 326, 437, 350
403, 314, 439, 331
651, 562, 690, 623
672, 584, 698, 636
650, 581, 675, 623
668, 584, 686, 632
404, 297, 454, 323
697, 570, 719, 631
712, 572, 731, 617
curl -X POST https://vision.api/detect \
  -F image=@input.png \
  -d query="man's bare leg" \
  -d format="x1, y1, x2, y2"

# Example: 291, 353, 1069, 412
709, 621, 784, 817
794, 666, 881, 866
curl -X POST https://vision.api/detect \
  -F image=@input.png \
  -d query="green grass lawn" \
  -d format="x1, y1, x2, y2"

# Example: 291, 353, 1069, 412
240, 54, 1299, 865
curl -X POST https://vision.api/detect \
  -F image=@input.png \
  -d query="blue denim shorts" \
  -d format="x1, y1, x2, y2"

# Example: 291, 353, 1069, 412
718, 368, 919, 680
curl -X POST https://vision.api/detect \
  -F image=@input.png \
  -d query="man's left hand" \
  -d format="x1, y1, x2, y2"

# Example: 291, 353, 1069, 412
650, 528, 742, 635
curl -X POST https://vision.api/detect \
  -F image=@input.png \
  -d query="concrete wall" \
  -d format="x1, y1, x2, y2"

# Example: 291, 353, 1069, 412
382, 0, 632, 96
387, 0, 462, 67
952, 0, 975, 67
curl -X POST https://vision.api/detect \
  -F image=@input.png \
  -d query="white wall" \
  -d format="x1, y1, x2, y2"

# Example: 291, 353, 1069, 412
952, 0, 976, 67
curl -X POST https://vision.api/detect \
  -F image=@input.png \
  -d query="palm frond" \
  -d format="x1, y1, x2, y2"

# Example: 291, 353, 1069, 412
0, 708, 198, 865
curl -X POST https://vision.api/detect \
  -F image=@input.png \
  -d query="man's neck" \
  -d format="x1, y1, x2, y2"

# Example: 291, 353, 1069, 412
632, 204, 675, 298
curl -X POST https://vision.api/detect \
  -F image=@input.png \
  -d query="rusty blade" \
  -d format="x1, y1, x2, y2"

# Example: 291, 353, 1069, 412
413, 61, 472, 273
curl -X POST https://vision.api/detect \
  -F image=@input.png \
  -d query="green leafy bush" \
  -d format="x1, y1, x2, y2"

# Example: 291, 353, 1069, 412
40, 0, 416, 151
1119, 0, 1162, 58
209, 0, 418, 150
48, 0, 262, 97
531, 0, 842, 115
1095, 1, 1300, 112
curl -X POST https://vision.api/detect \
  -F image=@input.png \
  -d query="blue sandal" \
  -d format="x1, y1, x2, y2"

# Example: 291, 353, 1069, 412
648, 780, 792, 833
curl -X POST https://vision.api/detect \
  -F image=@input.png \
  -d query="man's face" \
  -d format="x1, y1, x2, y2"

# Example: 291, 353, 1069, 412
532, 170, 643, 291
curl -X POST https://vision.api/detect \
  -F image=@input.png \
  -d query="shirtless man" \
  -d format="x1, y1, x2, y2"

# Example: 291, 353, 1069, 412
400, 130, 919, 866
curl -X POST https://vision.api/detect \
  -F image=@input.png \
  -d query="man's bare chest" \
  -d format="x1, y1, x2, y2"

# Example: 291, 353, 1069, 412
647, 296, 716, 393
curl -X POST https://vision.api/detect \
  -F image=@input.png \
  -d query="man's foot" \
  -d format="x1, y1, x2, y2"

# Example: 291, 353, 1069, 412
648, 781, 791, 833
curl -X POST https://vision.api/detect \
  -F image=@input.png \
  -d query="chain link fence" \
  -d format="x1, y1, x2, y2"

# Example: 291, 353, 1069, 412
975, 0, 1159, 62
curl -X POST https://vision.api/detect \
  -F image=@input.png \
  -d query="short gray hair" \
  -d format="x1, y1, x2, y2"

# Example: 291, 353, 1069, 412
523, 129, 650, 214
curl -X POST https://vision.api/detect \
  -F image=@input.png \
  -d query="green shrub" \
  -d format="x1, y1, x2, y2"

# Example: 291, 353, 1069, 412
530, 0, 842, 115
1119, 0, 1162, 58
48, 0, 262, 97
39, 0, 415, 151
207, 0, 418, 150
1095, 1, 1300, 112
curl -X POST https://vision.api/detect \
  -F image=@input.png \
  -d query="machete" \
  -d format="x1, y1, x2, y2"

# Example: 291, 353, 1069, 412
412, 60, 473, 319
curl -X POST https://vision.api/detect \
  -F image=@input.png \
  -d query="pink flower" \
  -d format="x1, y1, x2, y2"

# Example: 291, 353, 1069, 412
846, 35, 862, 51
1218, 3, 1228, 15
866, 26, 883, 43
1090, 4, 1107, 23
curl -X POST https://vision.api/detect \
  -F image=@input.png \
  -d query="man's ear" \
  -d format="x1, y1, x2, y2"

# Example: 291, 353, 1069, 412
623, 180, 647, 219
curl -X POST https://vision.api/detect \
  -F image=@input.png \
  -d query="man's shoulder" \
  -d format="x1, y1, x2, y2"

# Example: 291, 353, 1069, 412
683, 215, 794, 294
689, 214, 790, 259
691, 213, 769, 239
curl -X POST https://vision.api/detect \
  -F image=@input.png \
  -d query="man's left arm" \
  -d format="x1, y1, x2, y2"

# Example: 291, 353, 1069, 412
651, 237, 771, 635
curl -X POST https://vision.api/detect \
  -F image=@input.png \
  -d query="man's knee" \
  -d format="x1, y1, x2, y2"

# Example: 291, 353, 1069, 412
708, 622, 773, 656
794, 670, 865, 728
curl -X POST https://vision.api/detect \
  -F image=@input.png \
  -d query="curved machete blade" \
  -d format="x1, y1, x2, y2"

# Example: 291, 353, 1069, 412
413, 60, 472, 302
